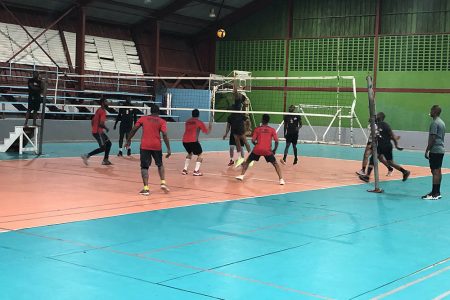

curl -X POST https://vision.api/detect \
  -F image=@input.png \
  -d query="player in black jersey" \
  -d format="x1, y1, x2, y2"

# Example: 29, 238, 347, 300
359, 112, 410, 182
280, 105, 302, 165
114, 98, 137, 156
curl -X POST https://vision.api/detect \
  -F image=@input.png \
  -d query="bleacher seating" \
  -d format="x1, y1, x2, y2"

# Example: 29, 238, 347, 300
0, 21, 171, 120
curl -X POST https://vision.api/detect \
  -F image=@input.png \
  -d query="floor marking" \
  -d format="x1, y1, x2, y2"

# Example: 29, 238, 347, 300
372, 266, 450, 299
433, 290, 450, 300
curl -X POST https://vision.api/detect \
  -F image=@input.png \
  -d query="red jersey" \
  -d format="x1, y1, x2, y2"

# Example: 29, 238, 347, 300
182, 118, 208, 143
252, 125, 278, 156
92, 108, 107, 134
136, 115, 167, 150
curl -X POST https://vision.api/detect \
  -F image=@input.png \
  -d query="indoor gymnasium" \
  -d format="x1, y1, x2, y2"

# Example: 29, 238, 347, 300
0, 0, 449, 299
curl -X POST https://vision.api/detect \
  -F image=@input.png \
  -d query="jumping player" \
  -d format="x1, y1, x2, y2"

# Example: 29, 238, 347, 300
229, 102, 252, 167
126, 105, 171, 196
114, 97, 137, 156
81, 97, 112, 166
223, 110, 245, 166
280, 105, 302, 165
235, 114, 285, 185
359, 112, 410, 183
182, 109, 212, 176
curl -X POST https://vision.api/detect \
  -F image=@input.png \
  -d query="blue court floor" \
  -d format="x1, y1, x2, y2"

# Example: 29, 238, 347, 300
0, 141, 449, 299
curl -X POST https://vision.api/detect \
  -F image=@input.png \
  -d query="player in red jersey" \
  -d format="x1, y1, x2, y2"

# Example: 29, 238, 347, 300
81, 97, 112, 166
235, 114, 285, 185
126, 105, 171, 196
182, 109, 212, 176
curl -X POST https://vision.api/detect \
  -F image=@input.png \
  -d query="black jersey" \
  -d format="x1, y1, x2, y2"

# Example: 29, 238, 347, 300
28, 78, 42, 96
117, 107, 137, 127
228, 113, 246, 135
284, 115, 301, 135
376, 121, 392, 147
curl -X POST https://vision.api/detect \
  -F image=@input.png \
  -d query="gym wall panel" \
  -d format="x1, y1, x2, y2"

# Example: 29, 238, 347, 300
381, 0, 450, 34
224, 1, 288, 40
293, 0, 376, 38
376, 92, 450, 131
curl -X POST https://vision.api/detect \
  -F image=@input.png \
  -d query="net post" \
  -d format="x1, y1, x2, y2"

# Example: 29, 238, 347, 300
38, 72, 48, 156
366, 75, 382, 193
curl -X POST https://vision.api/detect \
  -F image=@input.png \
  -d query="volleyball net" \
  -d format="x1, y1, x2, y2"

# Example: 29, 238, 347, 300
60, 71, 367, 146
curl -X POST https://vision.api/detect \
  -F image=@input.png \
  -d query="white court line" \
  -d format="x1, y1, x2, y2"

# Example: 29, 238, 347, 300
433, 290, 450, 300
372, 266, 450, 299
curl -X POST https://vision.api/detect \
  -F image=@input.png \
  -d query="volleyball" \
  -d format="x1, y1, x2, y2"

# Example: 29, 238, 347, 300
217, 29, 226, 39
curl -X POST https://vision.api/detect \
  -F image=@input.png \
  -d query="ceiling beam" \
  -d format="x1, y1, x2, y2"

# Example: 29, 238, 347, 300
156, 0, 193, 19
194, 0, 275, 41
194, 0, 237, 11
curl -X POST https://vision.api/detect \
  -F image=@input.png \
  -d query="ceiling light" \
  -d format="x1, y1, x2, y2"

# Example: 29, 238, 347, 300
209, 8, 216, 18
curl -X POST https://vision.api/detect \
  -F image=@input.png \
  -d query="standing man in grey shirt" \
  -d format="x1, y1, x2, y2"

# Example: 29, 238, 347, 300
423, 105, 446, 200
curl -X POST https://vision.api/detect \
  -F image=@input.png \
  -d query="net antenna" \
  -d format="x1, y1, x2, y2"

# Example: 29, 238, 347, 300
366, 76, 383, 193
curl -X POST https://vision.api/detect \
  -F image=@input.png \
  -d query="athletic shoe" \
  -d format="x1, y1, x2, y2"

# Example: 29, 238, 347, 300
127, 148, 131, 156
181, 169, 188, 175
422, 193, 441, 200
81, 154, 89, 166
117, 151, 123, 157
279, 179, 285, 185
235, 175, 244, 181
193, 171, 203, 176
356, 169, 366, 176
234, 157, 245, 168
102, 160, 113, 165
280, 159, 286, 165
293, 158, 298, 165
228, 160, 234, 167
249, 161, 255, 167
160, 184, 170, 193
402, 170, 410, 181
421, 193, 433, 200
358, 175, 370, 182
386, 170, 393, 176
139, 189, 150, 196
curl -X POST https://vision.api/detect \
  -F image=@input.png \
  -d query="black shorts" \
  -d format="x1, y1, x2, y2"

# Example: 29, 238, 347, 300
229, 134, 246, 146
285, 133, 299, 144
27, 94, 41, 112
93, 133, 110, 147
377, 144, 393, 161
429, 153, 444, 170
119, 124, 132, 133
248, 152, 276, 163
183, 142, 203, 155
140, 149, 163, 168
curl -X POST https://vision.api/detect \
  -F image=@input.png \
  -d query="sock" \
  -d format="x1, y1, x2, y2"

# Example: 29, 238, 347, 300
366, 167, 373, 176
119, 148, 123, 152
184, 158, 190, 170
432, 184, 440, 195
388, 166, 394, 172
144, 185, 149, 191
161, 180, 166, 185
194, 162, 201, 172
240, 150, 245, 158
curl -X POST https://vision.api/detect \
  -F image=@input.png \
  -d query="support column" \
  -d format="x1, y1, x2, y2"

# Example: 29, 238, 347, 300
283, 0, 294, 112
372, 0, 382, 94
75, 5, 86, 90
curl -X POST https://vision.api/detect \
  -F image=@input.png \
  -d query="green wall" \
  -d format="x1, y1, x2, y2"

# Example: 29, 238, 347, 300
215, 0, 450, 132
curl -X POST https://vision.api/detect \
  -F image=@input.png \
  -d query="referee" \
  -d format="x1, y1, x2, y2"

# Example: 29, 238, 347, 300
423, 105, 446, 200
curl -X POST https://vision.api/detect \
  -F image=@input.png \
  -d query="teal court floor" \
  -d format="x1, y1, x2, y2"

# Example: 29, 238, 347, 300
0, 140, 449, 299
